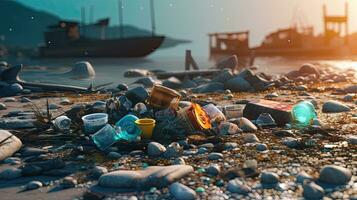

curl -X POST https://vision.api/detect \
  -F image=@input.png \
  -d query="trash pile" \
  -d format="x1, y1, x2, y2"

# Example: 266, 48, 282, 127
0, 62, 355, 199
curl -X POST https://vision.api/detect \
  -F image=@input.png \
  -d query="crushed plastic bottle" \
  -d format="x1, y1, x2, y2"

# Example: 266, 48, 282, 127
291, 101, 317, 127
115, 114, 142, 141
53, 116, 71, 131
91, 124, 121, 150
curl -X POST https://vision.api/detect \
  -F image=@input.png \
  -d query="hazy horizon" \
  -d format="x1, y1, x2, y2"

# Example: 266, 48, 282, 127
15, 0, 356, 57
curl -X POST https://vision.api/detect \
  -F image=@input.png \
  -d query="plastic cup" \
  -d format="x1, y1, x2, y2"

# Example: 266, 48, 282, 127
135, 118, 156, 139
224, 105, 246, 119
82, 113, 108, 135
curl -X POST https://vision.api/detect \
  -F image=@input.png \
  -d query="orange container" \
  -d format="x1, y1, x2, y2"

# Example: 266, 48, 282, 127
149, 85, 182, 109
177, 103, 211, 132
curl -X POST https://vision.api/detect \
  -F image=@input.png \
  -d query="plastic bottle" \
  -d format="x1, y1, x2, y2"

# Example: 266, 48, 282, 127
91, 124, 121, 150
291, 101, 317, 127
115, 114, 142, 141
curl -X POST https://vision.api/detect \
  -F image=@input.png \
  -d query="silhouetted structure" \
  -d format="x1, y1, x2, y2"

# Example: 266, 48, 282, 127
209, 3, 356, 59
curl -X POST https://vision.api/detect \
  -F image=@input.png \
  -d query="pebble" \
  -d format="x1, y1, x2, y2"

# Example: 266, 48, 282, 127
3, 157, 21, 165
48, 103, 59, 110
20, 97, 31, 103
265, 92, 279, 99
0, 168, 22, 180
224, 142, 238, 150
171, 157, 186, 165
296, 171, 313, 184
148, 142, 166, 157
99, 165, 193, 189
256, 143, 268, 152
197, 147, 208, 154
3, 97, 16, 102
61, 176, 78, 188
107, 152, 121, 159
347, 135, 357, 145
238, 117, 258, 132
273, 129, 295, 137
0, 103, 6, 110
243, 133, 260, 143
208, 152, 223, 160
25, 180, 43, 190
319, 165, 352, 185
198, 143, 214, 149
343, 94, 354, 102
206, 164, 220, 176
59, 98, 71, 105
322, 100, 351, 113
164, 142, 182, 158
227, 179, 252, 195
117, 83, 129, 91
260, 172, 279, 184
169, 182, 197, 200
295, 85, 308, 91
90, 166, 108, 179
303, 181, 324, 200
282, 137, 299, 148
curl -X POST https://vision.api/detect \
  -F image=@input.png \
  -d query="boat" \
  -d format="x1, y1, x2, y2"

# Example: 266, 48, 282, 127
39, 0, 164, 58
209, 3, 357, 59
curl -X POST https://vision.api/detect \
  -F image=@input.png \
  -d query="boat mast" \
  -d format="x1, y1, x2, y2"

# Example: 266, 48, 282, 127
150, 0, 156, 36
81, 7, 86, 36
118, 0, 124, 38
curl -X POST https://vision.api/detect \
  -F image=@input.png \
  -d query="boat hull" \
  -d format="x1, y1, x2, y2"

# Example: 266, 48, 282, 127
39, 36, 165, 58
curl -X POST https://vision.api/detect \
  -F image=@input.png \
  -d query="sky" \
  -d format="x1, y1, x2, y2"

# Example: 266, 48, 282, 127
15, 0, 357, 57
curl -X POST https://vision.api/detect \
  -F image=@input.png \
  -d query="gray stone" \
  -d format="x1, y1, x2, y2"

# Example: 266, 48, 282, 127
218, 122, 241, 135
296, 171, 313, 184
206, 164, 220, 176
169, 182, 196, 200
171, 157, 186, 165
212, 69, 234, 84
299, 63, 320, 77
0, 117, 36, 129
163, 77, 182, 89
224, 77, 253, 92
345, 85, 357, 93
256, 143, 268, 152
0, 130, 22, 161
282, 137, 299, 148
0, 168, 22, 180
303, 182, 324, 200
319, 165, 352, 185
25, 180, 43, 190
3, 97, 16, 102
117, 83, 129, 90
107, 152, 121, 159
197, 147, 208, 154
22, 89, 31, 94
124, 69, 149, 77
98, 165, 194, 189
227, 178, 252, 194
90, 166, 108, 179
0, 83, 23, 97
322, 100, 351, 113
295, 85, 308, 91
4, 157, 21, 165
92, 101, 106, 111
148, 142, 166, 157
0, 103, 6, 110
181, 79, 198, 89
164, 142, 182, 158
66, 61, 95, 79
261, 172, 279, 184
198, 143, 214, 149
20, 97, 31, 103
265, 92, 279, 99
343, 94, 354, 102
61, 176, 77, 188
239, 117, 257, 132
59, 98, 71, 105
273, 130, 295, 137
191, 82, 224, 93
48, 103, 59, 110
347, 135, 357, 145
208, 152, 223, 160
224, 142, 238, 150
243, 134, 260, 143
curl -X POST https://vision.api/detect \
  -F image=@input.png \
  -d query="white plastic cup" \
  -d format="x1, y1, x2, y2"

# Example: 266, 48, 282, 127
82, 113, 108, 135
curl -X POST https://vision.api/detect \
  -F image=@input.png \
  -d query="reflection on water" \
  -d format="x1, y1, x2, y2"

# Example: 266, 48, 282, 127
7, 56, 357, 88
